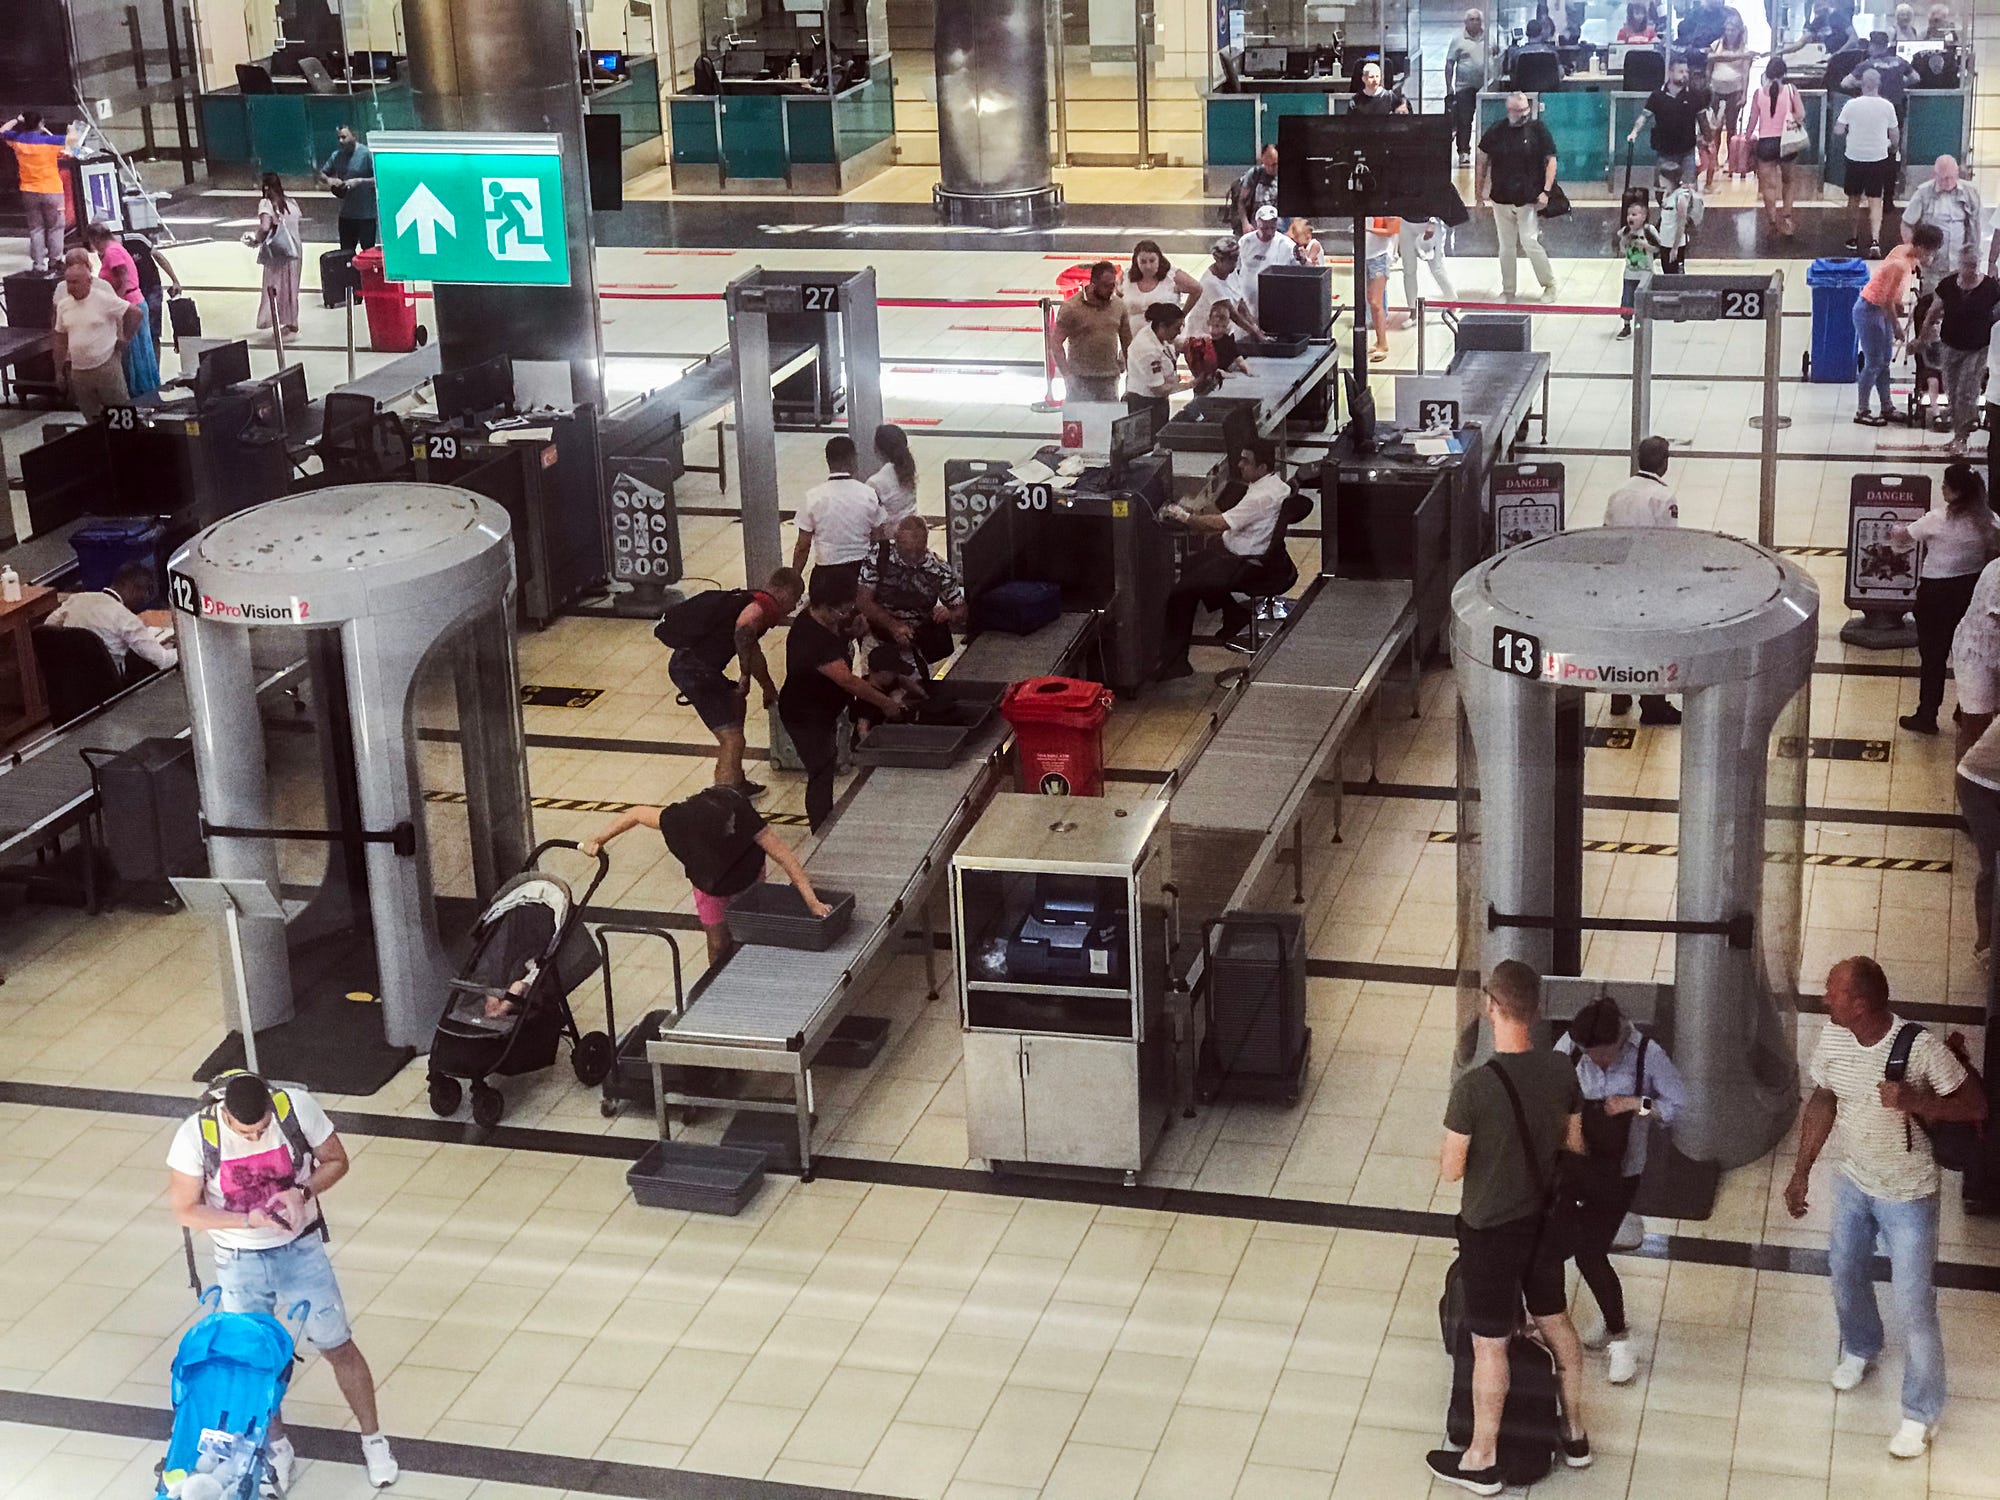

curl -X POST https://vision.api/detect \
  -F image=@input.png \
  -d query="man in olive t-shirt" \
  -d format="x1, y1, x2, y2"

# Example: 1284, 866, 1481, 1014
1428, 960, 1590, 1496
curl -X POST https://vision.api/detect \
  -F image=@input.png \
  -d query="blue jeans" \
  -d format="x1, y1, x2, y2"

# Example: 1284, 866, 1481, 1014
214, 1234, 354, 1350
1828, 1172, 1945, 1425
1854, 295, 1896, 415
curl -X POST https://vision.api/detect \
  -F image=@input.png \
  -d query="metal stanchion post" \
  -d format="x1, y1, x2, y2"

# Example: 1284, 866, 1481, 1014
1031, 296, 1062, 413
1415, 297, 1426, 374
345, 291, 357, 384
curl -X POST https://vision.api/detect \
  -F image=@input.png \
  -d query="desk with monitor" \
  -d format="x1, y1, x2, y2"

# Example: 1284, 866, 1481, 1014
1204, 43, 1419, 191
670, 52, 896, 192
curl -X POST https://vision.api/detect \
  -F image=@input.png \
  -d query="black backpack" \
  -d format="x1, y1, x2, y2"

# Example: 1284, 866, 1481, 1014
658, 786, 763, 896
654, 588, 752, 651
1886, 1022, 1984, 1174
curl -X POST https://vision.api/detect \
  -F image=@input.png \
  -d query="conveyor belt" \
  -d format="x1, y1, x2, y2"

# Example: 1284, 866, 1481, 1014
646, 612, 1095, 1174
1447, 349, 1551, 461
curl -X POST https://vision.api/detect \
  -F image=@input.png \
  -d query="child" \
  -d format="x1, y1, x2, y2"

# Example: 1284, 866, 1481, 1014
1696, 95, 1725, 191
1184, 300, 1252, 390
850, 642, 927, 740
1910, 286, 1948, 430
1615, 193, 1662, 340
1656, 177, 1703, 273
1287, 216, 1325, 267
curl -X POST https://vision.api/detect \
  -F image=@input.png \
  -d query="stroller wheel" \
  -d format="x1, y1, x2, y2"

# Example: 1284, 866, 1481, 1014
427, 1075, 462, 1117
470, 1082, 505, 1130
572, 1031, 615, 1086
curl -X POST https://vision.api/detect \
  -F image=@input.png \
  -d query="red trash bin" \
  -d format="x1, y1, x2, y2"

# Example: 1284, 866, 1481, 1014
351, 248, 423, 353
1001, 677, 1113, 796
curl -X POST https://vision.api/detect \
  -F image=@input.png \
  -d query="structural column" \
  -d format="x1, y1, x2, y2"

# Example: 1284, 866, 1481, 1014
402, 0, 605, 403
933, 0, 1064, 224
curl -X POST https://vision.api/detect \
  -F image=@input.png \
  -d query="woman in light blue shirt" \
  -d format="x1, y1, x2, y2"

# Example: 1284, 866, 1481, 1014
1556, 996, 1687, 1386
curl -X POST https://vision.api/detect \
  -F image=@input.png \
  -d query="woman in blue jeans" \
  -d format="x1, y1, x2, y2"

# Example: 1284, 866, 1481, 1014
1853, 225, 1942, 424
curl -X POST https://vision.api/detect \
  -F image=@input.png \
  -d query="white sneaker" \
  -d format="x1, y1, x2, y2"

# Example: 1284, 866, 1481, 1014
360, 1432, 399, 1488
1831, 1352, 1872, 1391
1540, 284, 1559, 303
1888, 1418, 1933, 1459
1607, 1337, 1639, 1386
263, 1436, 295, 1494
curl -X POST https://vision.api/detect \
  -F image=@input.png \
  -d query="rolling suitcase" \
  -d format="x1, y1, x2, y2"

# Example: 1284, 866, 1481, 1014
168, 294, 201, 341
1439, 1260, 1563, 1487
321, 248, 360, 308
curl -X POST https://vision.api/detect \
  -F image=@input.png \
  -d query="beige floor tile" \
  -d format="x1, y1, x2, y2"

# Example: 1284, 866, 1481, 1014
953, 1384, 1085, 1489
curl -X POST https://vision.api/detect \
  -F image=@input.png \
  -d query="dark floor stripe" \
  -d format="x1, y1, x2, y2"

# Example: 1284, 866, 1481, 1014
1341, 779, 1966, 831
1813, 661, 1921, 678
1524, 443, 1962, 466
0, 1391, 877, 1500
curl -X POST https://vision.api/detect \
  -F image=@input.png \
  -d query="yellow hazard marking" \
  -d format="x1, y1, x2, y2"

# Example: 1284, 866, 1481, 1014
1424, 830, 1947, 871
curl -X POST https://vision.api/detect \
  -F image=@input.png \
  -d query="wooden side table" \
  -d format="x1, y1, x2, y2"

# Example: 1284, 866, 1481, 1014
0, 585, 59, 746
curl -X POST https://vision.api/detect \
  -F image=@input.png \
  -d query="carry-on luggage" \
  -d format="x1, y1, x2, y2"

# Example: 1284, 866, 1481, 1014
1438, 1261, 1563, 1487
321, 247, 360, 308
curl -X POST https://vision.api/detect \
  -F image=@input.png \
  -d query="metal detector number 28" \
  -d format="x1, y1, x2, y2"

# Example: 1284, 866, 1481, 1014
1721, 288, 1764, 320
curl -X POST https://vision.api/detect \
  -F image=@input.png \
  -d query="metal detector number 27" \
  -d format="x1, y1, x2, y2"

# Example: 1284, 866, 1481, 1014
1721, 288, 1764, 320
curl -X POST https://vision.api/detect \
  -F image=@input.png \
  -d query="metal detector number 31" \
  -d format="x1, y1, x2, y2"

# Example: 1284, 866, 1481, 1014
1721, 288, 1764, 320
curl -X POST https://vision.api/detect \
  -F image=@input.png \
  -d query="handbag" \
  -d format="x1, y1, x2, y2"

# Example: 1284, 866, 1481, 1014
1538, 182, 1571, 218
1779, 88, 1809, 158
256, 213, 301, 266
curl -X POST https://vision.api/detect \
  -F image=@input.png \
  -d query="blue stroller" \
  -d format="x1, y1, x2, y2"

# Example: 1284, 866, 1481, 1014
155, 1288, 303, 1498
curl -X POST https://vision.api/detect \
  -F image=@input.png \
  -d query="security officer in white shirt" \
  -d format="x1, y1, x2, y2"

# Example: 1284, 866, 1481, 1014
46, 562, 177, 677
791, 434, 888, 596
1157, 437, 1291, 678
1602, 435, 1681, 723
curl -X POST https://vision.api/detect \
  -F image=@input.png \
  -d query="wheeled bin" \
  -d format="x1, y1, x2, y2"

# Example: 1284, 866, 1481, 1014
1000, 676, 1112, 796
1805, 257, 1870, 383
352, 248, 424, 353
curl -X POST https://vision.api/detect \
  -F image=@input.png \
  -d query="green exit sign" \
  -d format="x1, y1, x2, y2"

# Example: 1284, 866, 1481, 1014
372, 131, 571, 288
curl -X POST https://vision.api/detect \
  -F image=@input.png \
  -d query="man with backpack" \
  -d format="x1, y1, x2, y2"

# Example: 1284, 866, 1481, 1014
167, 1074, 398, 1491
1429, 959, 1592, 1496
582, 784, 830, 964
1784, 955, 1986, 1459
656, 568, 804, 798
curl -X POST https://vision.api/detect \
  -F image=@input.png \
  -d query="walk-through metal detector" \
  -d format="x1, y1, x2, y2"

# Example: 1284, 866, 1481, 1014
1450, 528, 1818, 1216
1631, 272, 1784, 545
727, 267, 884, 585
171, 484, 531, 1051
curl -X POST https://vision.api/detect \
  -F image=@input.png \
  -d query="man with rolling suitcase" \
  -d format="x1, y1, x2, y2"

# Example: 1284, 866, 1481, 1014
1428, 960, 1592, 1495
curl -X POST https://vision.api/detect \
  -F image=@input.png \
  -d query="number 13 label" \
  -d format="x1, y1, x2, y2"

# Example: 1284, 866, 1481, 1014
1492, 626, 1541, 679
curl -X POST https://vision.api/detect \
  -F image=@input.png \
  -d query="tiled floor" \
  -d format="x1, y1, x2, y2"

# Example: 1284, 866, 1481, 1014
6, 116, 2000, 1500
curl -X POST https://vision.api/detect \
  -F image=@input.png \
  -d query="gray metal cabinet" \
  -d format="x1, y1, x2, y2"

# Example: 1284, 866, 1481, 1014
953, 793, 1173, 1179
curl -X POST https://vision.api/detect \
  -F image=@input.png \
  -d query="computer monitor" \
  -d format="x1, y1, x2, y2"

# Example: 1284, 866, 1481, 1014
347, 49, 396, 79
1243, 45, 1287, 76
432, 354, 515, 422
590, 48, 626, 77
195, 340, 252, 404
1109, 407, 1156, 477
723, 48, 766, 77
1285, 48, 1315, 78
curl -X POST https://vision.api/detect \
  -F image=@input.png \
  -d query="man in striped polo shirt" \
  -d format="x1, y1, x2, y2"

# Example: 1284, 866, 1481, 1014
1783, 956, 1985, 1459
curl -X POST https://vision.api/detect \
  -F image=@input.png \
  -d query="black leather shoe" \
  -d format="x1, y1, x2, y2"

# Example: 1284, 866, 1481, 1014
1426, 1450, 1502, 1496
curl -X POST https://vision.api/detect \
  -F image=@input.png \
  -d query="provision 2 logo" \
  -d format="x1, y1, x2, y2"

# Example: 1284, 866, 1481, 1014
1542, 655, 1679, 691
202, 594, 311, 622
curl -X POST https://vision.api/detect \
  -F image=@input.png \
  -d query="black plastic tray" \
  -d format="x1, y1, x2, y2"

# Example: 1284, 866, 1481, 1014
1239, 335, 1308, 358
627, 1139, 769, 1216
853, 722, 975, 768
726, 883, 856, 950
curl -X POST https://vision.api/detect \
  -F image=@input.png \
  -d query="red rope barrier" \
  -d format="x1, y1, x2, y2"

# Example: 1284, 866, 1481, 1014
1426, 297, 1626, 316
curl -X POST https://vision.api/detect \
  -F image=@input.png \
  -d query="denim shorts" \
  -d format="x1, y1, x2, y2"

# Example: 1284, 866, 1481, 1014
1365, 252, 1392, 280
215, 1235, 354, 1349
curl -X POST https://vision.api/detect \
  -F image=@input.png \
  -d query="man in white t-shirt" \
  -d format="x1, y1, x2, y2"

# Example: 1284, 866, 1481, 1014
791, 433, 887, 596
1600, 436, 1682, 724
167, 1074, 399, 1490
1834, 71, 1903, 257
1236, 205, 1299, 326
52, 248, 140, 417
1156, 437, 1291, 677
1783, 957, 1984, 1461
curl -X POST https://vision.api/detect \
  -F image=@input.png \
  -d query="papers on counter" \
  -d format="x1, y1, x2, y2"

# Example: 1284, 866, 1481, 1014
1009, 459, 1055, 485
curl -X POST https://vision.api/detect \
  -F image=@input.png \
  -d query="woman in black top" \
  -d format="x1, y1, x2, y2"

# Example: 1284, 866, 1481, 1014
1922, 240, 2000, 454
778, 568, 904, 829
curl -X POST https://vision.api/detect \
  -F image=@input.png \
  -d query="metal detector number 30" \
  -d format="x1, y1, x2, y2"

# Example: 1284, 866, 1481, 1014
1721, 288, 1764, 320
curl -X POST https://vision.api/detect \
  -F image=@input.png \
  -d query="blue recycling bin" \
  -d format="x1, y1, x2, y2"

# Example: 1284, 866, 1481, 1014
1806, 257, 1871, 385
70, 518, 167, 599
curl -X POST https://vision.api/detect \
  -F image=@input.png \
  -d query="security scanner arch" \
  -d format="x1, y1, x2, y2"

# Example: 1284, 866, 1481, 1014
172, 484, 531, 1053
1450, 528, 1819, 1211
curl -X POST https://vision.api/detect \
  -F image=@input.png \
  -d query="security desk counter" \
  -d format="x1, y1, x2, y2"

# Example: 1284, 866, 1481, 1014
670, 56, 895, 193
1157, 341, 1340, 456
947, 449, 1176, 697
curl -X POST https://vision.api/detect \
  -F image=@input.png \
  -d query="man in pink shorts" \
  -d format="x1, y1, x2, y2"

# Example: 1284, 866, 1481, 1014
583, 785, 829, 964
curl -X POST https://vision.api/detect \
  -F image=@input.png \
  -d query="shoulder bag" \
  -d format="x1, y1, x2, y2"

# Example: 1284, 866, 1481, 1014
1779, 87, 1810, 158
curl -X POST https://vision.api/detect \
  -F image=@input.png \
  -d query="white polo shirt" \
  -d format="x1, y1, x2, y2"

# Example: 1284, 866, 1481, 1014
1236, 228, 1299, 321
1223, 472, 1290, 556
796, 475, 887, 566
1602, 472, 1679, 529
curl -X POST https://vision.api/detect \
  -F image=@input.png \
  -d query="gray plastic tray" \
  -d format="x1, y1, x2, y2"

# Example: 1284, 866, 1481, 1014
627, 1139, 769, 1216
852, 722, 973, 768
726, 883, 856, 950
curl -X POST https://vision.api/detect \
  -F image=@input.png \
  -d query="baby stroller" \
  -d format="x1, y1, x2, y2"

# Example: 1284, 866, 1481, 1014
155, 1288, 301, 1498
427, 839, 615, 1128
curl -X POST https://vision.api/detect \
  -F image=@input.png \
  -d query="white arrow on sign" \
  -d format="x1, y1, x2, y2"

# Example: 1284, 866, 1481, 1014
394, 183, 456, 255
